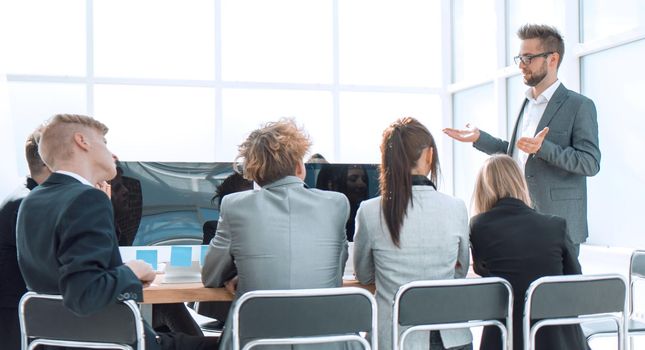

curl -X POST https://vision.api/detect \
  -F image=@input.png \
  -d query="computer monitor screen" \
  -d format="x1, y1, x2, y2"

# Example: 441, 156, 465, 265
115, 162, 380, 246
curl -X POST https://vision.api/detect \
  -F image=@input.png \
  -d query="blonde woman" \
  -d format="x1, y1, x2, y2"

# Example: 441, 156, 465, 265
354, 117, 472, 350
470, 154, 588, 350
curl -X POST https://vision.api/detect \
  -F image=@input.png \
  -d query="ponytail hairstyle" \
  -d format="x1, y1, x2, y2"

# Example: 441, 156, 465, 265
379, 117, 440, 247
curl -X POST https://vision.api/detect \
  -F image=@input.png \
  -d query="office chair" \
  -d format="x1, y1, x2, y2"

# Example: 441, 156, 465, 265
523, 274, 627, 350
584, 250, 645, 348
19, 292, 145, 350
231, 287, 377, 350
392, 277, 514, 350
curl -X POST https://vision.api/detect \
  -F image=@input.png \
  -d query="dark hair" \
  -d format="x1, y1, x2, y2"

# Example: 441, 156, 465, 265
517, 24, 564, 69
380, 117, 440, 247
25, 127, 47, 177
212, 172, 253, 207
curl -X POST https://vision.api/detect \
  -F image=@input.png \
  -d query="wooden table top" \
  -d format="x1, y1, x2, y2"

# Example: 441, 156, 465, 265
142, 275, 375, 304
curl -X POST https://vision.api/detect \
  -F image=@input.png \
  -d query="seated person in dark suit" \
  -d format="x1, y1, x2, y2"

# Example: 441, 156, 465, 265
202, 118, 351, 349
469, 154, 589, 350
16, 114, 218, 350
0, 127, 51, 350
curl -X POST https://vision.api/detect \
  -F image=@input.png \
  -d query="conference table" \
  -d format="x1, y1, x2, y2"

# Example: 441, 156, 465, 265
142, 274, 375, 304
140, 274, 375, 322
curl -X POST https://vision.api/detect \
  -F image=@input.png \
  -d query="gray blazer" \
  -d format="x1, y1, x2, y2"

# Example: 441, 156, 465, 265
202, 176, 351, 349
474, 83, 601, 244
353, 185, 472, 350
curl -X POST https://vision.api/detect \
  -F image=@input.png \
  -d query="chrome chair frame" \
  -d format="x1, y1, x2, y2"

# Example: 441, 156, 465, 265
19, 292, 145, 350
392, 277, 514, 350
231, 287, 377, 350
523, 274, 628, 350
585, 250, 645, 348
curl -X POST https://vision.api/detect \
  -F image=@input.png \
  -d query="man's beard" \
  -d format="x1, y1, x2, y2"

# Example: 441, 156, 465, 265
524, 65, 547, 87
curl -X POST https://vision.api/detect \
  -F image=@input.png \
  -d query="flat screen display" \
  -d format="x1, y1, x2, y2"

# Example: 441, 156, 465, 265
114, 162, 380, 246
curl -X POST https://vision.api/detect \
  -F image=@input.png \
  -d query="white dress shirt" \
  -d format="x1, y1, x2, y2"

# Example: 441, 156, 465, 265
513, 80, 561, 169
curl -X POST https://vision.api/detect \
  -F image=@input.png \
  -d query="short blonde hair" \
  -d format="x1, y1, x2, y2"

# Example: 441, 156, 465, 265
235, 119, 311, 186
472, 154, 531, 215
39, 114, 109, 169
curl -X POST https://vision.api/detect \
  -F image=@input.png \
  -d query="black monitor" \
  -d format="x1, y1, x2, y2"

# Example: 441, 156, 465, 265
115, 162, 380, 246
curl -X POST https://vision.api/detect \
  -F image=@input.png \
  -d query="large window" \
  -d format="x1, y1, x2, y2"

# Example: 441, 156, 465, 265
582, 39, 645, 247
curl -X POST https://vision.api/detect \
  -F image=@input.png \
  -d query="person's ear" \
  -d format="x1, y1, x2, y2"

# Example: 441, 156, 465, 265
426, 147, 433, 167
74, 132, 90, 151
295, 161, 306, 180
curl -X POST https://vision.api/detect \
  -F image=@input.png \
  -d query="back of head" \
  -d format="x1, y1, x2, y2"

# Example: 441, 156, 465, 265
39, 114, 109, 170
213, 172, 254, 207
517, 23, 565, 68
379, 117, 440, 247
472, 154, 531, 215
235, 118, 311, 186
25, 126, 49, 180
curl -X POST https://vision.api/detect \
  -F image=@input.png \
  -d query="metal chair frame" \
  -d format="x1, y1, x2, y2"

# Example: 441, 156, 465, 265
392, 277, 514, 350
523, 274, 628, 350
585, 250, 645, 348
231, 287, 377, 350
19, 292, 145, 350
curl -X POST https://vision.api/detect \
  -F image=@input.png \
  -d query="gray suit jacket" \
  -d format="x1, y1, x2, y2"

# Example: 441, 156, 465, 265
202, 176, 351, 349
353, 185, 472, 349
474, 83, 600, 243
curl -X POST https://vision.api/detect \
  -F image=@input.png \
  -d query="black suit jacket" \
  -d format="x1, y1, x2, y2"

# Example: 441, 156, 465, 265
0, 178, 36, 308
17, 173, 142, 314
470, 197, 589, 350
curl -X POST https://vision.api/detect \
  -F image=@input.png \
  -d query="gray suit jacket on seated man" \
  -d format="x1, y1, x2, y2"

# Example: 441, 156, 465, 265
202, 175, 354, 349
474, 82, 600, 247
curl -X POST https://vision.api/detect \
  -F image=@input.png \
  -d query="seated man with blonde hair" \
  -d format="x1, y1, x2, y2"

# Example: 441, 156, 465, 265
16, 114, 217, 350
202, 118, 351, 349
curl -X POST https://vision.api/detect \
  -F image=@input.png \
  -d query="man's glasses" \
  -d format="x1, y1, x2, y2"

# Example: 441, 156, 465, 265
513, 52, 553, 65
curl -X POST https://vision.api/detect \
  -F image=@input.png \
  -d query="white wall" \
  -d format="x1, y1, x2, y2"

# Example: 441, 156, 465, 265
0, 1, 21, 198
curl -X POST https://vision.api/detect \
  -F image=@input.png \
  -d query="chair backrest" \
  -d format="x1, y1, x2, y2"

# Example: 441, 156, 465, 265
629, 250, 645, 315
231, 287, 377, 350
523, 274, 627, 350
393, 277, 514, 350
19, 292, 145, 350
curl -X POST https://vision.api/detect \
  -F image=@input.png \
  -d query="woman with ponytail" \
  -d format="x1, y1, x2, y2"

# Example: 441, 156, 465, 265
354, 117, 472, 350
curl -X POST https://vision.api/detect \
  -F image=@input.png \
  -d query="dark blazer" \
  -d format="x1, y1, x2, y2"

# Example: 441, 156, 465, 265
0, 178, 36, 308
15, 173, 165, 349
470, 197, 589, 350
0, 178, 37, 350
474, 84, 601, 244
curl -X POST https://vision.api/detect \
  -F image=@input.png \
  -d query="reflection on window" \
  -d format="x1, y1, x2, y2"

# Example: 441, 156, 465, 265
8, 82, 87, 175
4, 0, 86, 75
94, 0, 215, 80
339, 0, 441, 87
582, 39, 645, 247
452, 83, 495, 207
582, 0, 645, 42
94, 84, 216, 161
339, 92, 442, 163
221, 0, 332, 84
220, 89, 334, 162
452, 0, 497, 83
506, 0, 565, 66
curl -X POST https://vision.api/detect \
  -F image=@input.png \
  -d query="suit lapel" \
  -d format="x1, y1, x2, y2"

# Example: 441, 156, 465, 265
508, 99, 529, 156
535, 83, 569, 133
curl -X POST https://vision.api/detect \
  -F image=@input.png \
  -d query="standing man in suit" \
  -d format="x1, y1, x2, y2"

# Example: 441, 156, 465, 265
444, 24, 600, 256
16, 114, 217, 349
0, 127, 51, 350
